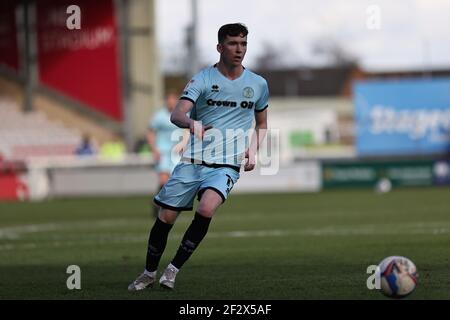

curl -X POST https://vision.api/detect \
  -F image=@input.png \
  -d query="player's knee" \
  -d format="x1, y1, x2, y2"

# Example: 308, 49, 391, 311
196, 204, 216, 218
158, 209, 178, 224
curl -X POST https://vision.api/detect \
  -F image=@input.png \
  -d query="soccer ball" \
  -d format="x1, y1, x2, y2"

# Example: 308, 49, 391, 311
379, 256, 418, 298
375, 178, 392, 194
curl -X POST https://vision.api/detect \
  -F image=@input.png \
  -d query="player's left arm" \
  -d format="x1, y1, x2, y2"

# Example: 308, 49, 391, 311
244, 109, 268, 172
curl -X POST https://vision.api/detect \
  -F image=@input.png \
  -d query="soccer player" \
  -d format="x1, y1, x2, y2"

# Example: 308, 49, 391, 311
147, 91, 187, 217
128, 23, 269, 291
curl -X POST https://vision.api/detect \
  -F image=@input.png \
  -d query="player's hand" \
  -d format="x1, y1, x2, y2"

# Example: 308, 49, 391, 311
244, 149, 256, 172
190, 120, 213, 140
173, 142, 185, 155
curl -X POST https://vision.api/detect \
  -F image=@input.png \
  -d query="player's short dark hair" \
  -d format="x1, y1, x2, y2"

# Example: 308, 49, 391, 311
218, 23, 248, 43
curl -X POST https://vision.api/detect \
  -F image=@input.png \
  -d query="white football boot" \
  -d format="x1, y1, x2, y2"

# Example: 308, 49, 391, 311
159, 264, 179, 290
128, 271, 156, 291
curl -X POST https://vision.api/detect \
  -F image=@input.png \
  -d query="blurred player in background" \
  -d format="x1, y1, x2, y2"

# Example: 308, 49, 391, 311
147, 90, 188, 217
129, 23, 270, 291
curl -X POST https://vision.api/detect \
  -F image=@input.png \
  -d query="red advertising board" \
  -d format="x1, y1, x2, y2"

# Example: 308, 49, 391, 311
0, 1, 20, 71
36, 0, 123, 120
0, 173, 28, 201
0, 157, 28, 201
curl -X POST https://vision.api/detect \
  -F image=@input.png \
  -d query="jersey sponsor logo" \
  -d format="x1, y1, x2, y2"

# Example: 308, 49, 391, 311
243, 87, 254, 98
207, 99, 255, 110
240, 101, 254, 109
207, 99, 237, 107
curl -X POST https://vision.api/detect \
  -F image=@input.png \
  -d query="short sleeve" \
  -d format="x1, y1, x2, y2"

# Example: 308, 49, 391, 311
180, 71, 205, 104
255, 79, 269, 112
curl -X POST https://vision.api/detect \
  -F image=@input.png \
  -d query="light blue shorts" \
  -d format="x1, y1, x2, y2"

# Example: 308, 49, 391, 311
154, 161, 240, 211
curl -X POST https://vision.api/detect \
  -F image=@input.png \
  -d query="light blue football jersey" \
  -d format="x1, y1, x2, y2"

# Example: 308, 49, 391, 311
180, 65, 269, 167
149, 108, 179, 152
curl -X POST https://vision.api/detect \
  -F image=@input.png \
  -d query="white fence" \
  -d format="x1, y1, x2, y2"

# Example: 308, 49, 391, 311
24, 155, 322, 200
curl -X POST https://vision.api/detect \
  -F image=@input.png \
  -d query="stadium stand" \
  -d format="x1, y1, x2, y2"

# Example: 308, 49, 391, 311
0, 98, 81, 161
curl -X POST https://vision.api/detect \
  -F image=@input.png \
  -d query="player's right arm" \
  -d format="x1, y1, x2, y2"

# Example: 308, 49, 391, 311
147, 113, 161, 161
170, 99, 194, 129
146, 129, 160, 161
170, 99, 212, 140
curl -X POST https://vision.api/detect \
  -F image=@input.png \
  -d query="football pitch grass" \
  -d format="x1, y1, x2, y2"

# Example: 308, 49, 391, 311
0, 188, 449, 300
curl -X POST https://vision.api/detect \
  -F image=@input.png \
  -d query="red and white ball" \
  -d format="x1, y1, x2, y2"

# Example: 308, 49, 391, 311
379, 256, 418, 298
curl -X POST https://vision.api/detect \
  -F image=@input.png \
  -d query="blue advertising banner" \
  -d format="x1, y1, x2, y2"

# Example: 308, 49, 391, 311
354, 78, 450, 156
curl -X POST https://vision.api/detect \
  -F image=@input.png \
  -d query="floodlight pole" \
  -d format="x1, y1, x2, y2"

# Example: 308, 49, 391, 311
23, 0, 36, 112
186, 0, 199, 78
118, 0, 134, 152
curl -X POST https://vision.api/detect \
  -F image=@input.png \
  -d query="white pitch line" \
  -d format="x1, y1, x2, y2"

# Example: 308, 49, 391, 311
0, 219, 146, 240
2, 224, 450, 251
0, 223, 60, 240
